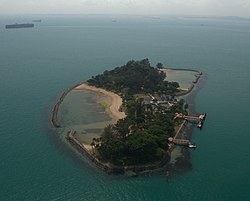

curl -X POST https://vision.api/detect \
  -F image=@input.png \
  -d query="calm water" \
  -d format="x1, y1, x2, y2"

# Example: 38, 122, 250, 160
0, 15, 250, 201
163, 69, 199, 89
59, 89, 112, 144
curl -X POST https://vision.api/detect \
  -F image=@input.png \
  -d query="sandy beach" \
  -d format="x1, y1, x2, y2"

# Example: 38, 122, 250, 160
75, 83, 126, 122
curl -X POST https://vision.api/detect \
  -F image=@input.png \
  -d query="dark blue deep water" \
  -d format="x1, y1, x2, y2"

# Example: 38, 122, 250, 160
0, 15, 250, 200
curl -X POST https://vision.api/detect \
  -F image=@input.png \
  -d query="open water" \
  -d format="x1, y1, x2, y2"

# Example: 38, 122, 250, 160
0, 14, 250, 201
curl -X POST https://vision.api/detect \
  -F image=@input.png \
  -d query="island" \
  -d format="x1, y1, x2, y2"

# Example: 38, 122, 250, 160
52, 59, 204, 175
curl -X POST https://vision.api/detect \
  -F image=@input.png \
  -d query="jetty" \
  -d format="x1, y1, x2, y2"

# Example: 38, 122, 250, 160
168, 116, 198, 149
172, 138, 190, 146
168, 120, 192, 149
174, 112, 206, 129
169, 112, 207, 149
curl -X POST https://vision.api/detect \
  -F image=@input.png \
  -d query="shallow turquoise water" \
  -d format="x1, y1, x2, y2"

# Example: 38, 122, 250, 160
163, 69, 199, 89
58, 89, 112, 144
0, 15, 250, 201
59, 90, 110, 126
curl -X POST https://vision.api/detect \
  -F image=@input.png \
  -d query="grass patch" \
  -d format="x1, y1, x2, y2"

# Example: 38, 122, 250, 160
100, 101, 109, 110
134, 93, 146, 98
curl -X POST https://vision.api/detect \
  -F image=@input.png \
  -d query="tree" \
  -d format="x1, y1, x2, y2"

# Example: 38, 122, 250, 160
101, 125, 116, 143
126, 131, 158, 164
115, 118, 131, 139
156, 62, 163, 69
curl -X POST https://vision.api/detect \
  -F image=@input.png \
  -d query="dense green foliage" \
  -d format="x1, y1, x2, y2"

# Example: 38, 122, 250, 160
97, 99, 186, 165
156, 62, 163, 69
88, 59, 187, 165
88, 59, 179, 96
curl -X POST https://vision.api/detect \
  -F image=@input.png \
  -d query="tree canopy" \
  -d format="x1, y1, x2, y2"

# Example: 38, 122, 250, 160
88, 59, 179, 96
88, 59, 186, 166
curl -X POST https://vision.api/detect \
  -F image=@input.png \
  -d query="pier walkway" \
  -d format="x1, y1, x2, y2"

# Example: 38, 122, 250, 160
174, 113, 206, 128
168, 119, 189, 150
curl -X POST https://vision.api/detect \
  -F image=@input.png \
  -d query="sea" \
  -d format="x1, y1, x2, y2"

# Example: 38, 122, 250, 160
0, 14, 250, 201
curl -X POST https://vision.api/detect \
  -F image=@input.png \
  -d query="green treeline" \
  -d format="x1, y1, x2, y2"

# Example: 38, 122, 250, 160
88, 59, 179, 97
88, 59, 187, 165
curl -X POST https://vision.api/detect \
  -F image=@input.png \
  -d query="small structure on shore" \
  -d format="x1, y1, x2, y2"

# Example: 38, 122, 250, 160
168, 137, 196, 148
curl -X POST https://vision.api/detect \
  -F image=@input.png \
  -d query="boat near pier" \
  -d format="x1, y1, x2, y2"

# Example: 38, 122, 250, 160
175, 112, 207, 129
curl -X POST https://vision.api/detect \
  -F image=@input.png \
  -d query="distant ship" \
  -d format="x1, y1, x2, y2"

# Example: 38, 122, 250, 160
5, 23, 34, 29
32, 20, 42, 22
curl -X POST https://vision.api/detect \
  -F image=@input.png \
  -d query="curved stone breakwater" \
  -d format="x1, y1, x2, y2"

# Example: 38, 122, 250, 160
51, 82, 85, 128
176, 71, 202, 96
161, 68, 202, 96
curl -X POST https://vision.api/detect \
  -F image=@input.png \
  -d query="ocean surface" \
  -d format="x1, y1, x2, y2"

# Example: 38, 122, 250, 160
0, 14, 250, 201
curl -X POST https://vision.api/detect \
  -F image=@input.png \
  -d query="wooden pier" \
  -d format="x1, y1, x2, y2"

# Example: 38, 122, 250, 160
169, 138, 190, 146
174, 113, 206, 128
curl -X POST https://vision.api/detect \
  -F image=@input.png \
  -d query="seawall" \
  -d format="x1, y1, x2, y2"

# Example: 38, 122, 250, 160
66, 131, 170, 175
51, 82, 85, 128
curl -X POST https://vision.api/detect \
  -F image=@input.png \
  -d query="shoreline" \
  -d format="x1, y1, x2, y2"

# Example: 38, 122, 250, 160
160, 68, 202, 96
169, 73, 206, 170
51, 82, 85, 128
51, 68, 203, 175
66, 130, 169, 175
51, 82, 170, 175
51, 82, 126, 128
75, 83, 126, 122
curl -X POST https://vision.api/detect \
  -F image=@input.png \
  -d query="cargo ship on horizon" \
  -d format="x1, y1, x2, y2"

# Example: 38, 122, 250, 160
32, 20, 42, 22
5, 23, 34, 29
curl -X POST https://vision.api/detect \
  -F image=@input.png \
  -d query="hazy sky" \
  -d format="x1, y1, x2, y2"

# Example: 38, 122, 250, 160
1, 0, 250, 17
